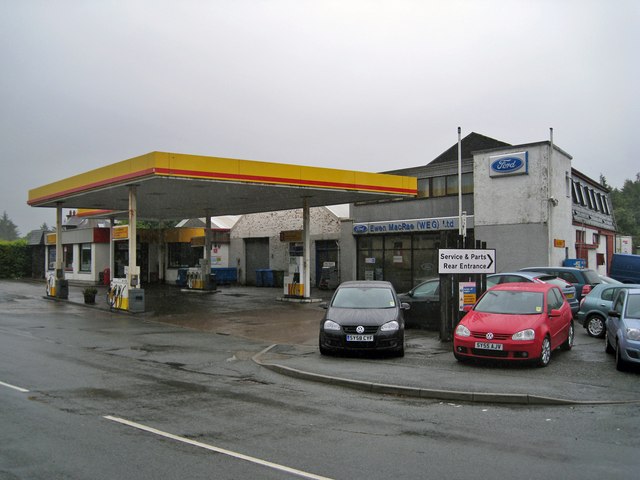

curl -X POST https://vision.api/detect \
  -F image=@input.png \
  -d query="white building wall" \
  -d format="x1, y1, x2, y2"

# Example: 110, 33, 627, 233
230, 207, 342, 285
474, 142, 573, 271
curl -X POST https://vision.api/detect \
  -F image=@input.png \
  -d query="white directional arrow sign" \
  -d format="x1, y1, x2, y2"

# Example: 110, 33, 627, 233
438, 248, 496, 274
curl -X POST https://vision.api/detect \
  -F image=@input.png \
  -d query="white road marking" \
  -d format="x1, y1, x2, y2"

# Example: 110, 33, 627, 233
0, 380, 29, 393
104, 415, 334, 480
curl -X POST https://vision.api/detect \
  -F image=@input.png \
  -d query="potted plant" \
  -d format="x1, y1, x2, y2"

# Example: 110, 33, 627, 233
83, 287, 98, 304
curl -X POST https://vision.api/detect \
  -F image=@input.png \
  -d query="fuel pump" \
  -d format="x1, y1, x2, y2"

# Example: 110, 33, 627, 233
284, 242, 304, 297
46, 271, 56, 297
186, 267, 203, 289
107, 277, 128, 310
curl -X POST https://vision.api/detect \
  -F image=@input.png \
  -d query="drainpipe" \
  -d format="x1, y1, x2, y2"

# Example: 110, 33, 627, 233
548, 128, 554, 265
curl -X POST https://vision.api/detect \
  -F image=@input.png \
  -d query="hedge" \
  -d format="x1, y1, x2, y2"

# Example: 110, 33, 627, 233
0, 240, 31, 279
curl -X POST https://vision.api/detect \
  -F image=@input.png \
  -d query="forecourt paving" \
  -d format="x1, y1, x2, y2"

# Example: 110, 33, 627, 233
56, 283, 640, 405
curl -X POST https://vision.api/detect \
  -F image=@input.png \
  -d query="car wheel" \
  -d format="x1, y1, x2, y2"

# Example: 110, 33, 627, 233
586, 315, 606, 338
605, 333, 615, 354
537, 336, 551, 367
615, 340, 628, 372
561, 321, 574, 350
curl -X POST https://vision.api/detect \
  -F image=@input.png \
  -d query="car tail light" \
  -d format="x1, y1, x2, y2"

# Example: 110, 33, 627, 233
582, 285, 592, 296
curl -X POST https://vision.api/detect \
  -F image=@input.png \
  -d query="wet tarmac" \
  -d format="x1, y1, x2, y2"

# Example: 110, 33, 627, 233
25, 280, 640, 405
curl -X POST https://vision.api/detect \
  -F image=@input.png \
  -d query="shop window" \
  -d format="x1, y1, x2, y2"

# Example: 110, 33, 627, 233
432, 177, 446, 197
80, 244, 92, 272
417, 178, 430, 198
63, 245, 74, 271
461, 172, 473, 194
168, 243, 203, 268
446, 175, 458, 195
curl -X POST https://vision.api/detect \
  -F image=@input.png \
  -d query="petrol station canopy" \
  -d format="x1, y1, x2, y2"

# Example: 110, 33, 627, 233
28, 151, 417, 219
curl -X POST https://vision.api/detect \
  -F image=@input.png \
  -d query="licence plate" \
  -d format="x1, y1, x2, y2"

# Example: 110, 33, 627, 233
475, 342, 503, 351
346, 334, 374, 342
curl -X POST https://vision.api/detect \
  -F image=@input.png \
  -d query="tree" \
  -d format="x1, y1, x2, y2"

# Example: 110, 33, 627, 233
0, 211, 19, 241
610, 173, 640, 249
40, 222, 51, 232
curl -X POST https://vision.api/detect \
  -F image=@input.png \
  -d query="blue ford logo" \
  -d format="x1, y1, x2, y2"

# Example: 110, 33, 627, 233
353, 224, 368, 234
491, 157, 523, 173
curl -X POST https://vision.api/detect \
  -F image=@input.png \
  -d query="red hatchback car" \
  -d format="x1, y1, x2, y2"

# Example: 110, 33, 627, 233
453, 282, 574, 367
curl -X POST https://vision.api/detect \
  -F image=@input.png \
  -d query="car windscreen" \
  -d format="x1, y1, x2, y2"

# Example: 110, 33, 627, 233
331, 287, 396, 309
474, 290, 544, 315
625, 294, 640, 319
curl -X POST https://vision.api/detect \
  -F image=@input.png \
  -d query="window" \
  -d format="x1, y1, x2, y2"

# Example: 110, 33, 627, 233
417, 178, 430, 198
602, 197, 611, 215
590, 190, 598, 211
432, 177, 446, 197
548, 288, 564, 311
557, 271, 579, 283
168, 243, 202, 268
461, 172, 473, 194
613, 290, 626, 314
80, 244, 92, 272
446, 175, 458, 195
593, 233, 600, 246
47, 245, 56, 271
571, 181, 579, 203
576, 230, 586, 243
63, 245, 73, 271
585, 188, 594, 209
601, 287, 618, 302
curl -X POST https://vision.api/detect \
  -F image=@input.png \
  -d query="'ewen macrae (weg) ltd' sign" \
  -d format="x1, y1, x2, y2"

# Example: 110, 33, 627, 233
353, 216, 471, 235
438, 249, 496, 274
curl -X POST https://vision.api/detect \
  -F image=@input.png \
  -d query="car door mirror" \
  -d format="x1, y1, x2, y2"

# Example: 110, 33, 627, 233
608, 310, 620, 318
401, 302, 410, 310
549, 309, 562, 317
319, 302, 328, 309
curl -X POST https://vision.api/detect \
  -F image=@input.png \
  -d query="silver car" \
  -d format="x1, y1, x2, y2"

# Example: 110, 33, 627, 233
487, 272, 579, 317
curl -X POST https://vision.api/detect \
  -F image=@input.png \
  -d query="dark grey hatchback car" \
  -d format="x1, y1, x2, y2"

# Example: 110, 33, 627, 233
319, 280, 408, 357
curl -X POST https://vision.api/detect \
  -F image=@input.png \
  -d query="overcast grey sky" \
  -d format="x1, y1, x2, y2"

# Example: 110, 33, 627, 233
1, 0, 638, 236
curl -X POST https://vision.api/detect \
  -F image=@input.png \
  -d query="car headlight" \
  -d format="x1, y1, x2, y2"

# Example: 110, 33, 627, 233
455, 324, 471, 337
323, 320, 341, 331
625, 328, 640, 341
512, 329, 535, 341
381, 321, 399, 332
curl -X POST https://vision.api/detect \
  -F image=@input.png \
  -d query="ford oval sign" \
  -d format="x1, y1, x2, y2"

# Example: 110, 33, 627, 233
489, 152, 528, 177
353, 224, 368, 234
491, 157, 522, 172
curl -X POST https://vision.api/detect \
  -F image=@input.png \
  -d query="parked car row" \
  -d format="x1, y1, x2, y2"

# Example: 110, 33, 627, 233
319, 267, 639, 371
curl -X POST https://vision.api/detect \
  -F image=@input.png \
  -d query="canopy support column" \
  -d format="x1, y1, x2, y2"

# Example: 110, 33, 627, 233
302, 198, 311, 298
127, 185, 145, 312
204, 211, 213, 290
53, 203, 68, 299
